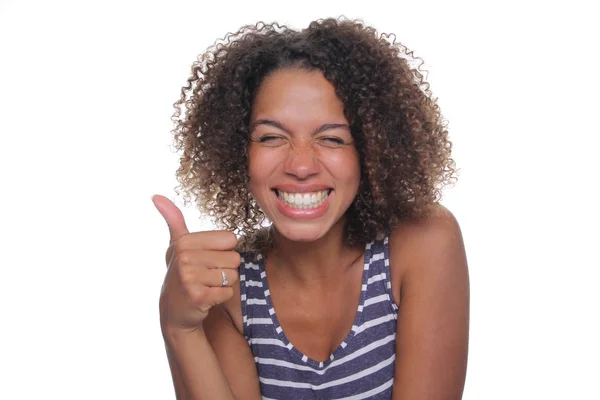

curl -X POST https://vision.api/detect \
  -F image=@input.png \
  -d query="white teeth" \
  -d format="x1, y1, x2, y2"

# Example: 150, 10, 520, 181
276, 190, 330, 209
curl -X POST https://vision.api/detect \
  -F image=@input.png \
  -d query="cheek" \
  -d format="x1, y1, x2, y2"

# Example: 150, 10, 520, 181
248, 147, 281, 194
343, 154, 361, 194
321, 151, 361, 184
248, 146, 266, 177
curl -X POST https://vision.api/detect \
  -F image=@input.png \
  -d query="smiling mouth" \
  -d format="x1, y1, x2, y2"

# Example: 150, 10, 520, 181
273, 189, 332, 209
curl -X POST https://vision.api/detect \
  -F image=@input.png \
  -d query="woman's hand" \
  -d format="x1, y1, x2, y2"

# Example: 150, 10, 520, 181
152, 195, 240, 332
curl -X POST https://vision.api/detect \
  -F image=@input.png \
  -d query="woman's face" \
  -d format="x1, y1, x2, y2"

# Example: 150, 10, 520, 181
248, 68, 360, 242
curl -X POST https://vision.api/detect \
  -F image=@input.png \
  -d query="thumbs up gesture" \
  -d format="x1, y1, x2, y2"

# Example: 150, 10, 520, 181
152, 195, 240, 331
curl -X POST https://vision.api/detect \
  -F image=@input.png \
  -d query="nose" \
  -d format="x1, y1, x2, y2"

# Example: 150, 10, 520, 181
283, 140, 320, 179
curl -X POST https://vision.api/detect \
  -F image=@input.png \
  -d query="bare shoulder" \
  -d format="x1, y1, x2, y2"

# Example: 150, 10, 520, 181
389, 203, 466, 274
388, 204, 468, 304
388, 203, 470, 398
390, 203, 462, 244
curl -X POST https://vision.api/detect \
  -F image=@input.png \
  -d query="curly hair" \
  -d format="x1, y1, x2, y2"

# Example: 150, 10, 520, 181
171, 17, 458, 251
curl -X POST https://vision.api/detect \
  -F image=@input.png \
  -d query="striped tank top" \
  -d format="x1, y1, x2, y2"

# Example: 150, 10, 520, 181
239, 236, 398, 399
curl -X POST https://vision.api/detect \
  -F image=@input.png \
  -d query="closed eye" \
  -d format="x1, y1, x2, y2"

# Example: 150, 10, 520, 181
255, 135, 287, 146
258, 135, 279, 142
318, 136, 347, 147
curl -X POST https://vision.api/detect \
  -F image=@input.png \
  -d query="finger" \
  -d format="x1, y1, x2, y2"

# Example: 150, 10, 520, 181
180, 266, 239, 289
185, 286, 234, 311
206, 268, 239, 288
151, 194, 190, 242
205, 286, 235, 306
177, 231, 238, 252
177, 250, 241, 270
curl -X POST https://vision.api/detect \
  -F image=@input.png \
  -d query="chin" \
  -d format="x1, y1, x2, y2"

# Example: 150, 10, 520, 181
274, 222, 331, 243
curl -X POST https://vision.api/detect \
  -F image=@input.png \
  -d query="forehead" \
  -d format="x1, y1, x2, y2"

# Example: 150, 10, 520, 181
250, 68, 346, 124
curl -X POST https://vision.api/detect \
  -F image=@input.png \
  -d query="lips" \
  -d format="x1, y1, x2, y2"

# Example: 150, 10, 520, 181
271, 188, 333, 219
274, 189, 330, 209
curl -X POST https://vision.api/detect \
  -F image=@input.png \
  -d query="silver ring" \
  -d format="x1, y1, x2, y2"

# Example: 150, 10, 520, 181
218, 268, 229, 287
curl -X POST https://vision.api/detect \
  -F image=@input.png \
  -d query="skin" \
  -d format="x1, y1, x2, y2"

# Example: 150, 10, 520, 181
199, 68, 468, 399
247, 69, 366, 359
248, 68, 360, 244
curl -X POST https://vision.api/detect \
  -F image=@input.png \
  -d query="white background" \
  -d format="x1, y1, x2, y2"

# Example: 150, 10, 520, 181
1, 0, 598, 398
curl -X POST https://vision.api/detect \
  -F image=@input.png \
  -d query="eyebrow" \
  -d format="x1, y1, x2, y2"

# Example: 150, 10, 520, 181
250, 119, 350, 134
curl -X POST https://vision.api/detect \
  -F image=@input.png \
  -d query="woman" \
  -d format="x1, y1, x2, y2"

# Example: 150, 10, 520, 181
152, 18, 469, 399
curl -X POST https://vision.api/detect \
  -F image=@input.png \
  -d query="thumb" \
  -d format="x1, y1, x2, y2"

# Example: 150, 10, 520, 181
151, 194, 190, 242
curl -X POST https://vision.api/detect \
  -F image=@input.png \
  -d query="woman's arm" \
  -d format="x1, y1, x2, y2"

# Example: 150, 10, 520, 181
162, 303, 261, 400
390, 205, 470, 399
154, 195, 261, 399
162, 323, 236, 400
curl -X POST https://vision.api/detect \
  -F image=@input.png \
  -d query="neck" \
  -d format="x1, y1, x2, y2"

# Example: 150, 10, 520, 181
266, 218, 364, 287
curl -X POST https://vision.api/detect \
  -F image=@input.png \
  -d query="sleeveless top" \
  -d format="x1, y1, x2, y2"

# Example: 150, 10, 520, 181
239, 236, 399, 400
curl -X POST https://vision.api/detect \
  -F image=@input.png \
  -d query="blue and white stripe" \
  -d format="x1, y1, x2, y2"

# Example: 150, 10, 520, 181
239, 236, 397, 399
